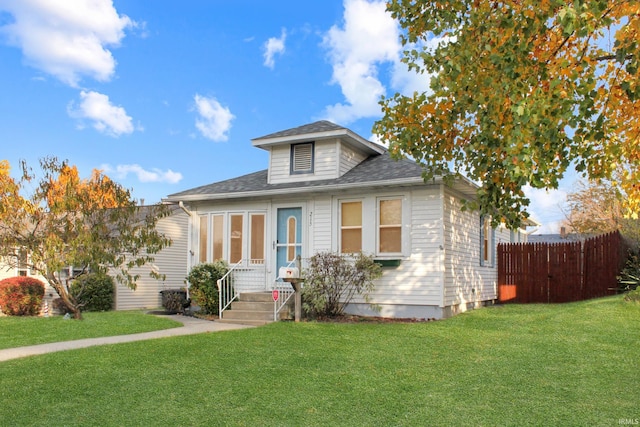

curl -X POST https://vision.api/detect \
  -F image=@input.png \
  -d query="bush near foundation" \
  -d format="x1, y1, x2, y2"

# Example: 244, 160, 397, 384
302, 252, 382, 318
186, 261, 229, 314
0, 276, 45, 316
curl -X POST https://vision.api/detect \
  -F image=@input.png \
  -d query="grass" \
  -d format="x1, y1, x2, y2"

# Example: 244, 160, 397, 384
1, 296, 639, 426
0, 311, 181, 349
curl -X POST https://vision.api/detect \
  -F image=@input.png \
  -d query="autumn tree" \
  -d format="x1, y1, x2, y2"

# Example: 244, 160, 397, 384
374, 1, 640, 228
563, 178, 640, 245
0, 158, 171, 319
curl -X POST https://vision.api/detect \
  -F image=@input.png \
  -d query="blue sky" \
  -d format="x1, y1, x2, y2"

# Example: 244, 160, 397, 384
0, 0, 574, 233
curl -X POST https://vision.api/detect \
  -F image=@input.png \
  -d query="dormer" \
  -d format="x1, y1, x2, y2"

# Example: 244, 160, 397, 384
251, 121, 385, 185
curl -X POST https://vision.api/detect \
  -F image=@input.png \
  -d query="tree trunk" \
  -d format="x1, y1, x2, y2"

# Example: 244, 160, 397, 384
48, 277, 83, 320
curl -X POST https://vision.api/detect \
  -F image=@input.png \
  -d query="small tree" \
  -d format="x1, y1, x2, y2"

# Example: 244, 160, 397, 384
186, 261, 229, 315
0, 158, 171, 319
564, 179, 640, 246
302, 252, 382, 318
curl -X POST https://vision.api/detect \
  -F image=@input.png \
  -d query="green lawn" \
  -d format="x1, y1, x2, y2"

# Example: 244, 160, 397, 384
0, 311, 181, 349
1, 296, 639, 426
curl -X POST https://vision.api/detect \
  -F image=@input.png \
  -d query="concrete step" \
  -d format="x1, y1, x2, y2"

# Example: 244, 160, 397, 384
216, 318, 272, 327
218, 292, 293, 326
231, 301, 273, 311
238, 292, 274, 303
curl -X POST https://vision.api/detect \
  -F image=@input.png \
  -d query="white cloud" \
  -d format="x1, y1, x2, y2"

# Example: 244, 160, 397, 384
321, 0, 443, 124
263, 28, 286, 69
524, 185, 569, 234
101, 164, 183, 184
193, 94, 234, 142
321, 0, 400, 124
68, 90, 138, 137
0, 0, 135, 87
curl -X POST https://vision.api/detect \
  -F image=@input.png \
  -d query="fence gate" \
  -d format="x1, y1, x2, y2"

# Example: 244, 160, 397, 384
498, 232, 621, 304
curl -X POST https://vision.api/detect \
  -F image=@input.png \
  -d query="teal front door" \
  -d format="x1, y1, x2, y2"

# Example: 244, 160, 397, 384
276, 207, 302, 278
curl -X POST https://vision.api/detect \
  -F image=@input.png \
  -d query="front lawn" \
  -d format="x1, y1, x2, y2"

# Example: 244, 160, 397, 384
1, 296, 638, 426
0, 311, 181, 349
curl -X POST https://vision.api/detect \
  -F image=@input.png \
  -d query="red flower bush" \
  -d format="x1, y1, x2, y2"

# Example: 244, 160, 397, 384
0, 276, 45, 316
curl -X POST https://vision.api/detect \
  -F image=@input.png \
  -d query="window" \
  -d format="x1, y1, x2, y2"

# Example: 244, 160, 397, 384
212, 214, 224, 261
340, 201, 362, 253
287, 216, 297, 262
250, 213, 265, 265
230, 214, 243, 264
17, 249, 29, 276
378, 198, 402, 254
199, 216, 208, 263
480, 216, 495, 267
290, 142, 314, 174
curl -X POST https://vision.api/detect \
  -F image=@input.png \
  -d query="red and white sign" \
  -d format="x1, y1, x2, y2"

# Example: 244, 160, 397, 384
272, 289, 279, 302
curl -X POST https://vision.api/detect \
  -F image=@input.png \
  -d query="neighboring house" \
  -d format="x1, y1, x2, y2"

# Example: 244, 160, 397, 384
0, 206, 189, 312
165, 121, 532, 319
529, 227, 583, 244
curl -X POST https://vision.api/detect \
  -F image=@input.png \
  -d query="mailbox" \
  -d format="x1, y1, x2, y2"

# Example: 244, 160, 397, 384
279, 266, 299, 280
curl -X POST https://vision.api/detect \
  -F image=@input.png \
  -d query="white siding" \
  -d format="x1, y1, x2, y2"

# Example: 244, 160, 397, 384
442, 188, 503, 310
115, 210, 189, 310
347, 187, 444, 307
311, 196, 332, 252
268, 139, 350, 184
338, 143, 367, 177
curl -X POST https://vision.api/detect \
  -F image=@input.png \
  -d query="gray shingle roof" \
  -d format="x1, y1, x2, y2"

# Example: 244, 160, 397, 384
166, 151, 426, 200
253, 120, 347, 140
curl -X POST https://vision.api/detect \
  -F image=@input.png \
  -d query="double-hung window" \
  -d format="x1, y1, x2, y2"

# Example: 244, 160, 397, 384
340, 201, 362, 253
378, 198, 402, 254
480, 215, 495, 267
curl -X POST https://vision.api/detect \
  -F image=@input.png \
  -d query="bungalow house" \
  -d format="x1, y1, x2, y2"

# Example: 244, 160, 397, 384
165, 120, 531, 320
0, 206, 189, 313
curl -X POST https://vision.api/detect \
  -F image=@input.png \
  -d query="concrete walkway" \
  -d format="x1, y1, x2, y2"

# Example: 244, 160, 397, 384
0, 315, 255, 362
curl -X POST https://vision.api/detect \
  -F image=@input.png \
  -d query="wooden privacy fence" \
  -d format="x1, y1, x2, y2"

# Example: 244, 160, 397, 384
498, 231, 622, 304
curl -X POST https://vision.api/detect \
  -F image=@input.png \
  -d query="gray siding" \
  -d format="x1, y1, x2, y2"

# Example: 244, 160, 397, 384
115, 210, 189, 310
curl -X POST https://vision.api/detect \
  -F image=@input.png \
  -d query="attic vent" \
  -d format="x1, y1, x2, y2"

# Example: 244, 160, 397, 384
291, 142, 314, 174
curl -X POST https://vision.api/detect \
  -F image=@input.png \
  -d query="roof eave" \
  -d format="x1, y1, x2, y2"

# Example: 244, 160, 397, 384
251, 128, 385, 155
163, 177, 429, 203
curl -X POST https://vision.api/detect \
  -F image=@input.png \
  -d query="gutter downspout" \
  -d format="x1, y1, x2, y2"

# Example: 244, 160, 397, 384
178, 201, 194, 299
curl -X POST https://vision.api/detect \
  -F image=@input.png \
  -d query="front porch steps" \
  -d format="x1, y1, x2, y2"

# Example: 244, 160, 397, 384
217, 292, 291, 326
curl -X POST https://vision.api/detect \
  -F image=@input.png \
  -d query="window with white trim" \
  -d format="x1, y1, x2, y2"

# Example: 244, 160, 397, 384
340, 200, 362, 253
198, 212, 266, 265
290, 142, 314, 174
17, 248, 29, 276
378, 198, 402, 254
480, 215, 495, 267
249, 213, 265, 265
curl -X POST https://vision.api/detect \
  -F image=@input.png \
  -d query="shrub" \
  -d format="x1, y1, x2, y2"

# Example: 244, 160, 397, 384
0, 276, 46, 316
618, 248, 640, 291
160, 289, 189, 313
624, 287, 640, 303
71, 273, 115, 312
186, 261, 229, 315
301, 252, 382, 318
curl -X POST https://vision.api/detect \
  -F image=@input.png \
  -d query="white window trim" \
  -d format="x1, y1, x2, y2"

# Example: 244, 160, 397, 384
480, 215, 496, 267
338, 199, 363, 254
376, 196, 404, 257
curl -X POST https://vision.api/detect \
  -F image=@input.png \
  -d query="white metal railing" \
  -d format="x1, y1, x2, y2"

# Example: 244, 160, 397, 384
217, 260, 242, 316
217, 260, 268, 318
272, 258, 300, 321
